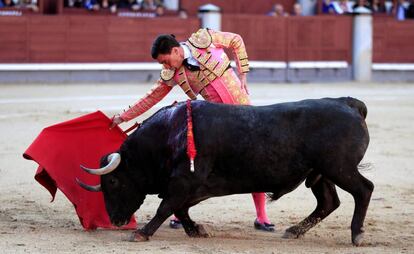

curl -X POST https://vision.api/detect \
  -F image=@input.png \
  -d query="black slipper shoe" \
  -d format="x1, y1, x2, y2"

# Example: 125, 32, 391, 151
254, 219, 275, 232
169, 219, 182, 229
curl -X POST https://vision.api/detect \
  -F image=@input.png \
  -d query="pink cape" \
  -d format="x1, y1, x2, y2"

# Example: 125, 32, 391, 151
23, 111, 137, 230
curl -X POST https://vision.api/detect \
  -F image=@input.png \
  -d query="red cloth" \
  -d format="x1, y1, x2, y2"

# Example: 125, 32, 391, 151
23, 111, 137, 230
186, 100, 197, 172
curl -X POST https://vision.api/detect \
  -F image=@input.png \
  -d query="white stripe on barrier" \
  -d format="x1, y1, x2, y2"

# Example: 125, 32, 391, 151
5, 62, 414, 71
372, 63, 414, 71
288, 61, 348, 69
231, 61, 287, 69
0, 61, 288, 71
0, 63, 162, 71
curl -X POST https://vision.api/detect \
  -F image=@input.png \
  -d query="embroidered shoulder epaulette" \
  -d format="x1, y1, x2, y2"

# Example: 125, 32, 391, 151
160, 68, 175, 81
188, 28, 212, 49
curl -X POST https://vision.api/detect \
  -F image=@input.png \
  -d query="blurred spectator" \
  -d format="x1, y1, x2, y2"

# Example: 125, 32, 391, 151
322, 0, 337, 13
336, 0, 353, 13
100, 0, 111, 9
64, 0, 166, 13
116, 0, 140, 11
107, 0, 120, 13
322, 0, 352, 14
267, 3, 289, 16
0, 0, 16, 7
1, 0, 38, 11
137, 0, 163, 10
292, 3, 303, 15
154, 3, 163, 16
84, 0, 100, 11
66, 0, 83, 7
163, 0, 177, 10
65, 0, 99, 10
407, 0, 414, 18
392, 0, 407, 20
130, 0, 140, 11
370, 0, 386, 13
100, 0, 140, 13
17, 0, 39, 12
352, 0, 371, 10
100, 0, 108, 8
178, 8, 188, 18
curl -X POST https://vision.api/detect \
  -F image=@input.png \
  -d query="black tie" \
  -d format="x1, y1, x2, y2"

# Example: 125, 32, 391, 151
183, 58, 200, 71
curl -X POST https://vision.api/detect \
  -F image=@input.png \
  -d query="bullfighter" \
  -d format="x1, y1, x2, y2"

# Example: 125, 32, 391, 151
111, 28, 275, 232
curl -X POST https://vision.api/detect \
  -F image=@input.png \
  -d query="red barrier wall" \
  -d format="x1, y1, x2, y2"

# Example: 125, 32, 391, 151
373, 17, 414, 63
222, 15, 288, 61
287, 16, 352, 62
1, 14, 414, 63
223, 15, 352, 62
0, 16, 199, 63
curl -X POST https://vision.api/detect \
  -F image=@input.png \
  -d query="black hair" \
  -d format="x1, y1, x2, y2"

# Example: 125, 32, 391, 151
151, 34, 180, 59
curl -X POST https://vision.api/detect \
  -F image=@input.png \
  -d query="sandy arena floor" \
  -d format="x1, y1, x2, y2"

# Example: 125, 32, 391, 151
0, 82, 413, 253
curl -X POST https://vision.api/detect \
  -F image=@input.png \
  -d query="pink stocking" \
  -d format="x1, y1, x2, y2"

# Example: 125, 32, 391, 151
252, 192, 271, 224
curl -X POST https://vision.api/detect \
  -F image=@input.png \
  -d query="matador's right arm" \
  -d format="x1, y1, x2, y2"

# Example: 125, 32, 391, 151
120, 79, 173, 122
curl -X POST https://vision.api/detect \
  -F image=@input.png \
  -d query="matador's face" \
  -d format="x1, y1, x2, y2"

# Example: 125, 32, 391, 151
156, 47, 184, 70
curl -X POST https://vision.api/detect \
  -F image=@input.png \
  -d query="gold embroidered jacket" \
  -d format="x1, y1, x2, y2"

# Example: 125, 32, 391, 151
121, 29, 249, 121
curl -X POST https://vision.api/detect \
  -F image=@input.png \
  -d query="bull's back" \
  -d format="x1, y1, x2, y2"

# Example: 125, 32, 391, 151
191, 98, 367, 147
190, 98, 368, 174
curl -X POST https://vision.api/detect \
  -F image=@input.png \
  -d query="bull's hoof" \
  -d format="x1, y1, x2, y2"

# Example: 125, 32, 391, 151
188, 224, 210, 238
352, 232, 364, 246
282, 231, 298, 239
128, 230, 149, 242
195, 224, 210, 238
282, 226, 302, 239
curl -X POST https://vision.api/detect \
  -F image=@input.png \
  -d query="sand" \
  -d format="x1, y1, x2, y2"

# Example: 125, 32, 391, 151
0, 82, 413, 253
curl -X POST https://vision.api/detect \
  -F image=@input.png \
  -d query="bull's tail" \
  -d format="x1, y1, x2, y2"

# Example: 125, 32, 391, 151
340, 97, 368, 119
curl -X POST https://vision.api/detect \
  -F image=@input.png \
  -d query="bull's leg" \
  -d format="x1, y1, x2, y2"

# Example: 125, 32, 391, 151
130, 199, 174, 242
327, 169, 374, 246
283, 178, 340, 239
174, 207, 209, 238
130, 177, 192, 241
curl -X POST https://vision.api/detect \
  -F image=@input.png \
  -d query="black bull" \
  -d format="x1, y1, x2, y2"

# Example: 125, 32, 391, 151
78, 97, 374, 246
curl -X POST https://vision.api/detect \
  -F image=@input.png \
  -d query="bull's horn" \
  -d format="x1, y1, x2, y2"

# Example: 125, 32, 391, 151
76, 178, 102, 192
80, 153, 121, 175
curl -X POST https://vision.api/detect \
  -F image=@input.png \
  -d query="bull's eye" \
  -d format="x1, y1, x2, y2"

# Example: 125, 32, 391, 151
108, 177, 119, 188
